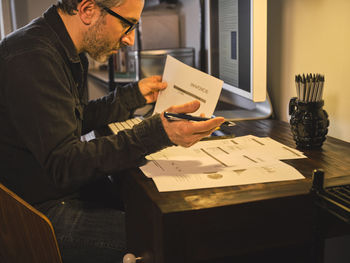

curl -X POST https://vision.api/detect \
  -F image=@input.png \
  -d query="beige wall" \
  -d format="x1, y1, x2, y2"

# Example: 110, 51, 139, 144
1, 0, 14, 36
27, 0, 56, 19
268, 0, 350, 142
178, 0, 201, 68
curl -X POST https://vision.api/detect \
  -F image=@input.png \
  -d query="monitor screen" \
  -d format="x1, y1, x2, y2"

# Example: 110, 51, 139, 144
206, 0, 267, 103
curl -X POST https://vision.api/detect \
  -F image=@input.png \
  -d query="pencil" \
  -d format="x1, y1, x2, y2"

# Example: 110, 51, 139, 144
295, 73, 325, 102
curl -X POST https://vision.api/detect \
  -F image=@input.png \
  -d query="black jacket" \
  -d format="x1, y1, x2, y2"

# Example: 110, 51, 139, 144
0, 5, 172, 204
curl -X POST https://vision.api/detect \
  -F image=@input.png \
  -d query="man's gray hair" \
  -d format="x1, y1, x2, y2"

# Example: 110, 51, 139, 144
57, 0, 126, 15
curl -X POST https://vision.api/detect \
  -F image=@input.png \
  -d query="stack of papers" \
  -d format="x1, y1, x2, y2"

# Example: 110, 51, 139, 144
140, 135, 306, 192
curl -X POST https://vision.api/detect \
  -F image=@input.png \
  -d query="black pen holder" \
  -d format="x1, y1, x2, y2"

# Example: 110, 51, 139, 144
289, 97, 329, 149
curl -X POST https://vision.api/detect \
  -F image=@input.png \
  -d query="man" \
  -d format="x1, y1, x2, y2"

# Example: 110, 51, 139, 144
0, 0, 224, 262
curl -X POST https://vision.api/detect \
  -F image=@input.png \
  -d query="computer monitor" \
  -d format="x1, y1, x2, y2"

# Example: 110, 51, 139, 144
205, 0, 272, 120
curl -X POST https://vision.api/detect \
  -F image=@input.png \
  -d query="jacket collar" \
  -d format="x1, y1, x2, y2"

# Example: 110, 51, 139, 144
43, 5, 81, 63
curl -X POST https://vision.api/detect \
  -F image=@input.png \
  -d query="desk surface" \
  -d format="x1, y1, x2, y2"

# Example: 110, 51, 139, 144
123, 119, 350, 213
117, 119, 350, 263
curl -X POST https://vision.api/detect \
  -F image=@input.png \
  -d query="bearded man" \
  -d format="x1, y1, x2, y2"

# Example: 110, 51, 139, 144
0, 0, 224, 262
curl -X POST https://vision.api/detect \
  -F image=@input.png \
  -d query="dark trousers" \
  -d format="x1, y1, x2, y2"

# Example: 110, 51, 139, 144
35, 178, 126, 263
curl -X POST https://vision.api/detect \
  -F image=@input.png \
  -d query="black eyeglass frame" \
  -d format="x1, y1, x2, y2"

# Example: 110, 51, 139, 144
102, 6, 138, 35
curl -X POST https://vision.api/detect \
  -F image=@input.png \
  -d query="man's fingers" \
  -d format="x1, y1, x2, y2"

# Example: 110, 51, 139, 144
153, 82, 167, 91
189, 117, 225, 134
160, 111, 225, 147
151, 75, 162, 81
166, 100, 201, 114
148, 76, 167, 91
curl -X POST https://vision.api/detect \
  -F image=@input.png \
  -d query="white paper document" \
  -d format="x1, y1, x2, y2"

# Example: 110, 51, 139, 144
153, 55, 223, 117
151, 161, 305, 192
140, 135, 306, 192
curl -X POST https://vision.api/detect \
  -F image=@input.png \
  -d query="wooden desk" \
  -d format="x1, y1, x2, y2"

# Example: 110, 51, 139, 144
115, 119, 350, 263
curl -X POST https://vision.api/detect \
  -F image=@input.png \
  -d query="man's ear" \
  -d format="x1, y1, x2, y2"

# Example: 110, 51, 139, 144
77, 0, 98, 25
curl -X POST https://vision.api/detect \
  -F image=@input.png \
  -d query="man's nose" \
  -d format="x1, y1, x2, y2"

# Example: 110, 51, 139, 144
121, 30, 135, 46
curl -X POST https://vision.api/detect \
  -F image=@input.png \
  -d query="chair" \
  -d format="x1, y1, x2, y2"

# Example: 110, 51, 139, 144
0, 183, 62, 263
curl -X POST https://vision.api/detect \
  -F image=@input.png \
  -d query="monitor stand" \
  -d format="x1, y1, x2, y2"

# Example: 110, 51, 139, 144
214, 89, 273, 121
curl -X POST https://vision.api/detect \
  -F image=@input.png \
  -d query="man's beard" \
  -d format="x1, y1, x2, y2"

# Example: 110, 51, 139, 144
83, 17, 120, 63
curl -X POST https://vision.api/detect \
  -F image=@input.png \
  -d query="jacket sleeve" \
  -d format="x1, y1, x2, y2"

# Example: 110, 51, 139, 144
4, 48, 173, 190
82, 82, 147, 134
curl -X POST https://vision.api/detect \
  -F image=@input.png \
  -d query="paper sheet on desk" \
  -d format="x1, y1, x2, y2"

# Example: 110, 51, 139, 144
139, 135, 306, 192
151, 161, 305, 192
141, 135, 306, 177
153, 55, 223, 117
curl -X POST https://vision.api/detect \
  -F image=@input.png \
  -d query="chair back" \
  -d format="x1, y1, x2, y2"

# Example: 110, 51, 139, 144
0, 183, 62, 263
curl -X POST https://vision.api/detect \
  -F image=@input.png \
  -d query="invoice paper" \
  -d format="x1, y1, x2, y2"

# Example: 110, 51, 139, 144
153, 55, 223, 117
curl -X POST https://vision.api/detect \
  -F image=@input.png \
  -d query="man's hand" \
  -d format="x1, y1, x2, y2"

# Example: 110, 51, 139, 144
161, 100, 225, 147
138, 75, 167, 103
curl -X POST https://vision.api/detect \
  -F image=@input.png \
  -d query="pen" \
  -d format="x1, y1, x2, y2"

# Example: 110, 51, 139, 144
163, 112, 235, 127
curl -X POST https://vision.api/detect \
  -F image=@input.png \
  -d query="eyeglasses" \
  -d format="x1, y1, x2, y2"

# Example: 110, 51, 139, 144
102, 6, 138, 35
